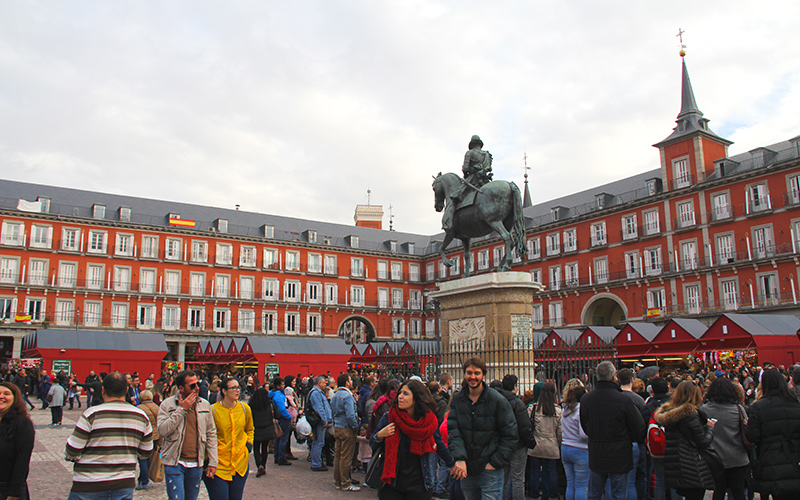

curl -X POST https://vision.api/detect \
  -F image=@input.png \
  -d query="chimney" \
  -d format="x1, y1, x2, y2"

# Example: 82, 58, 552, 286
354, 204, 383, 229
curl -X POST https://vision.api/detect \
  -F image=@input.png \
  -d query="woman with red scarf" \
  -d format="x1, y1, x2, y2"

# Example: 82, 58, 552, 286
371, 380, 455, 500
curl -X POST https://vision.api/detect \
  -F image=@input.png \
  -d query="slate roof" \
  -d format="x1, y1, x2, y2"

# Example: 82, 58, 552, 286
723, 313, 800, 336
585, 326, 620, 343
670, 318, 708, 339
246, 336, 352, 355
552, 329, 582, 345
624, 323, 661, 342
24, 329, 168, 352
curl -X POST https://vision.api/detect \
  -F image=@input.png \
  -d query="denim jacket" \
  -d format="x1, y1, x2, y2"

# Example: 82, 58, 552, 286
331, 388, 359, 431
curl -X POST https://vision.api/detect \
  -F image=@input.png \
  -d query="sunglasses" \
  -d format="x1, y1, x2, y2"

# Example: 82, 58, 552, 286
188, 382, 198, 390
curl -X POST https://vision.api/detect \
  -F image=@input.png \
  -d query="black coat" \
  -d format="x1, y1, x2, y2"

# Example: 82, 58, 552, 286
641, 392, 671, 424
653, 403, 716, 490
252, 399, 277, 442
579, 380, 645, 474
447, 382, 518, 477
745, 390, 800, 496
496, 387, 535, 449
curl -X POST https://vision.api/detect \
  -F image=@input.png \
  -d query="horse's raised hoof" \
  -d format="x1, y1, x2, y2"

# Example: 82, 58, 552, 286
443, 259, 455, 268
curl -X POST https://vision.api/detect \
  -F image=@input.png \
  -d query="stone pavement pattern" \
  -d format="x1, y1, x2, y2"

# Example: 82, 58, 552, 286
28, 405, 372, 500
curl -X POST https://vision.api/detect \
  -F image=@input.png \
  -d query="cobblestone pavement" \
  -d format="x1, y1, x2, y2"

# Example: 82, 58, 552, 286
28, 403, 372, 500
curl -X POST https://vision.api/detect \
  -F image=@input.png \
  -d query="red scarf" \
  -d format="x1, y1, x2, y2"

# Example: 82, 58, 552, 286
372, 390, 396, 414
381, 406, 438, 484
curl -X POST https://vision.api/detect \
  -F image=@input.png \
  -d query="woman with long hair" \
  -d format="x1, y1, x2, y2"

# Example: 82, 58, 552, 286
204, 377, 254, 500
0, 382, 35, 500
653, 381, 719, 500
371, 379, 454, 500
529, 382, 561, 500
249, 387, 276, 478
369, 379, 399, 437
283, 375, 299, 460
136, 390, 161, 490
745, 369, 800, 500
561, 381, 588, 500
701, 377, 749, 500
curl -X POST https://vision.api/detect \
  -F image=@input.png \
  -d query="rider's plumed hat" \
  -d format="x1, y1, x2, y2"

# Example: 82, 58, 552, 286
468, 135, 483, 150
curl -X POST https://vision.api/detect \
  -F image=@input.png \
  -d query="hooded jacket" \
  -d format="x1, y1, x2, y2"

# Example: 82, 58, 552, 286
496, 387, 535, 450
653, 403, 715, 490
745, 389, 800, 496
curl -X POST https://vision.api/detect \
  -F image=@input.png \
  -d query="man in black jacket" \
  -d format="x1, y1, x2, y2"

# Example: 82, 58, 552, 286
497, 374, 535, 500
580, 361, 645, 500
448, 358, 517, 500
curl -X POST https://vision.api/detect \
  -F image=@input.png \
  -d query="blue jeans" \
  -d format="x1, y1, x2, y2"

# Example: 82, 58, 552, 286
274, 417, 291, 462
461, 467, 505, 500
310, 423, 326, 468
561, 445, 589, 500
164, 464, 204, 500
203, 469, 248, 500
138, 458, 150, 486
429, 451, 450, 494
605, 444, 638, 500
530, 456, 557, 498
588, 470, 629, 500
68, 489, 134, 500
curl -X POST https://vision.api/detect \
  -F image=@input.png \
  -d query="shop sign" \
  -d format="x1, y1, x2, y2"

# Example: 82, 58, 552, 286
52, 359, 72, 374
264, 363, 280, 378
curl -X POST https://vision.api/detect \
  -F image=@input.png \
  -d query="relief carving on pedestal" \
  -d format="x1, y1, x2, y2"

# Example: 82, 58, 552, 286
448, 316, 486, 346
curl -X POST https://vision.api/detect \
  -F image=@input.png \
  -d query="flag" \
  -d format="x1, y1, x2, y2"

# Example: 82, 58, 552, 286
169, 217, 196, 228
15, 313, 32, 322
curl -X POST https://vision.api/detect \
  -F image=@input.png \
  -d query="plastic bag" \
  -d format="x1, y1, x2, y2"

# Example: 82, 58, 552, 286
295, 415, 312, 437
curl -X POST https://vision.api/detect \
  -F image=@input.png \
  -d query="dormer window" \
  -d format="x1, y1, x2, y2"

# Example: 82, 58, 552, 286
349, 235, 359, 248
552, 208, 559, 222
262, 225, 274, 238
119, 207, 131, 222
389, 241, 397, 253
647, 180, 658, 196
37, 197, 50, 213
407, 242, 415, 254
216, 219, 228, 233
93, 204, 106, 219
307, 230, 317, 243
595, 196, 604, 209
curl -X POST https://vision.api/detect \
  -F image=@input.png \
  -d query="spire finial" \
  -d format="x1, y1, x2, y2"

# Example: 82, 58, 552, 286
389, 203, 394, 232
677, 28, 687, 57
523, 151, 529, 180
366, 188, 371, 205
522, 150, 532, 208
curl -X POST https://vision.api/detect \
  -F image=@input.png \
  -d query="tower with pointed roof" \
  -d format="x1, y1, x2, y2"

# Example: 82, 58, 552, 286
653, 53, 732, 190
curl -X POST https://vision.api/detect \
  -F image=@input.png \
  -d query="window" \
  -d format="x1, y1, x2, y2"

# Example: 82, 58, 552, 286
0, 298, 14, 321
438, 261, 446, 279
350, 236, 359, 249
28, 259, 47, 286
190, 273, 205, 296
426, 262, 435, 280
392, 289, 403, 308
351, 257, 364, 277
111, 304, 128, 328
564, 263, 579, 287
115, 233, 133, 256
113, 266, 131, 292
325, 283, 338, 305
25, 297, 45, 321
530, 268, 542, 284
1, 221, 24, 246
324, 255, 337, 275
87, 230, 107, 254
191, 241, 208, 263
285, 312, 299, 334
407, 243, 415, 254
527, 237, 541, 259
646, 289, 666, 315
263, 225, 274, 238
749, 183, 770, 212
752, 226, 774, 259
594, 257, 608, 284
622, 214, 638, 240
263, 311, 277, 334
350, 286, 364, 306
188, 307, 204, 331
215, 243, 233, 265
217, 219, 228, 233
409, 289, 422, 310
377, 261, 389, 280
140, 269, 156, 294
449, 257, 460, 276
676, 201, 695, 228
685, 284, 701, 314
307, 282, 321, 304
757, 273, 779, 306
680, 240, 698, 270
788, 175, 800, 205
546, 233, 560, 256
62, 228, 79, 251
644, 247, 662, 276
55, 299, 73, 326
563, 229, 577, 252
391, 262, 403, 281
478, 250, 490, 270
165, 238, 182, 261
165, 270, 180, 295
92, 204, 106, 219
307, 253, 322, 273
531, 304, 543, 328
625, 251, 639, 279
674, 158, 691, 188
30, 225, 52, 249
720, 279, 739, 310
141, 235, 158, 259
409, 318, 421, 338
591, 222, 607, 246
284, 280, 299, 302
392, 318, 405, 337
119, 207, 131, 222
716, 233, 735, 264
712, 192, 731, 220
644, 210, 660, 235
378, 288, 389, 308
263, 248, 279, 269
215, 274, 230, 298
549, 266, 561, 291
308, 230, 317, 244
425, 318, 436, 337
263, 278, 278, 300
163, 306, 180, 330
138, 304, 156, 328
409, 263, 420, 282
307, 313, 321, 335
493, 246, 505, 266
214, 308, 230, 332
239, 276, 254, 300
0, 258, 19, 284
238, 310, 255, 333
84, 301, 102, 327
58, 262, 77, 288
548, 302, 563, 327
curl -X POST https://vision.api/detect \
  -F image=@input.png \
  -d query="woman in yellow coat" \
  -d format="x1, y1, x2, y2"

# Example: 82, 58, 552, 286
204, 377, 254, 500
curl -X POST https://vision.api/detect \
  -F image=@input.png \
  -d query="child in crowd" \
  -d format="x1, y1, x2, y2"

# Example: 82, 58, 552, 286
356, 425, 372, 473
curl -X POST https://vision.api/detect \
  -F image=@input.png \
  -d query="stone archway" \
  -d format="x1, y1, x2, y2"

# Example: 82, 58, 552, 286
338, 316, 376, 344
581, 293, 627, 327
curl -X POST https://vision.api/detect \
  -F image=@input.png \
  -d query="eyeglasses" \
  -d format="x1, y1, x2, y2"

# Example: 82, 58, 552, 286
227, 386, 241, 391
188, 383, 198, 390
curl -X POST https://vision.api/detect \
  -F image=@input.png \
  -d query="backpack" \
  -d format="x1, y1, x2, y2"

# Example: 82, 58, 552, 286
646, 414, 666, 457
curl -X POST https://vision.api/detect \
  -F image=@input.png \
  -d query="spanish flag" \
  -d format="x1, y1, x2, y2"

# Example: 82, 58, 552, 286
169, 217, 196, 228
15, 314, 32, 322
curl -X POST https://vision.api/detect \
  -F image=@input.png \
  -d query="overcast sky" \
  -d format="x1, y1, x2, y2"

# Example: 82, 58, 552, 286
1, 2, 799, 235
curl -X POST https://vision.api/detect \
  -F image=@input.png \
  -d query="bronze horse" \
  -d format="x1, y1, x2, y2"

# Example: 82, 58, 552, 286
432, 172, 526, 277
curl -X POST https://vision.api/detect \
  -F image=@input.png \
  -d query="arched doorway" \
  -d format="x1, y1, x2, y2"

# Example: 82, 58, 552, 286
338, 316, 376, 344
581, 293, 627, 327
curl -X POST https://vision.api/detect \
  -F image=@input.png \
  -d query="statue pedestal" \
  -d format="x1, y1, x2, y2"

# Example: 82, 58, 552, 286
429, 272, 543, 385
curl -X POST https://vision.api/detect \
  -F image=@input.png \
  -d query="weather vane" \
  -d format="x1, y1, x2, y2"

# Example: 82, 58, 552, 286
523, 151, 530, 180
389, 203, 395, 231
677, 28, 687, 57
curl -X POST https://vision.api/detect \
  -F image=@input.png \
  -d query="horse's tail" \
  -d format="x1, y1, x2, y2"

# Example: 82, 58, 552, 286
509, 182, 527, 258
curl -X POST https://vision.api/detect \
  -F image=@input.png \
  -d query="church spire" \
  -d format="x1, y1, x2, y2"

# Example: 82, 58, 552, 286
678, 57, 701, 118
522, 151, 532, 208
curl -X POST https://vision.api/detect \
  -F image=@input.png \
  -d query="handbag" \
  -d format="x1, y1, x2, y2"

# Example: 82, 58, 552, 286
737, 404, 752, 450
364, 443, 385, 489
148, 442, 164, 483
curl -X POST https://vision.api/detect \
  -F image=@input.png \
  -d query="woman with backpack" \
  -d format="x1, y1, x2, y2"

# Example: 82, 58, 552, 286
529, 382, 562, 500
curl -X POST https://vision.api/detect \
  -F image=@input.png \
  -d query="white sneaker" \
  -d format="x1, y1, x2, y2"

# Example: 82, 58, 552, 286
343, 485, 361, 492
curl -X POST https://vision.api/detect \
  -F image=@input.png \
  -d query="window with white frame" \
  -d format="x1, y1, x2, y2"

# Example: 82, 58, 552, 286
190, 273, 205, 296
1, 221, 24, 246
563, 229, 577, 252
788, 174, 800, 205
0, 257, 19, 284
324, 255, 337, 275
752, 226, 774, 259
351, 257, 364, 277
55, 299, 73, 326
625, 251, 639, 279
164, 270, 180, 295
377, 261, 389, 280
409, 263, 420, 282
87, 230, 107, 254
215, 274, 230, 298
716, 233, 735, 264
263, 225, 274, 238
350, 236, 359, 248
750, 183, 770, 212
138, 304, 156, 329
409, 289, 422, 310
238, 309, 255, 333
115, 233, 133, 256
392, 318, 405, 337
646, 289, 666, 314
549, 265, 561, 291
30, 225, 52, 249
350, 286, 364, 306
425, 318, 436, 337
285, 312, 299, 334
548, 302, 563, 327
493, 246, 505, 266
92, 204, 106, 219
283, 280, 299, 302
25, 297, 45, 321
263, 248, 278, 269
591, 222, 607, 246
685, 284, 701, 314
325, 283, 338, 305
720, 279, 739, 310
58, 262, 77, 288
594, 257, 608, 284
163, 306, 180, 330
673, 158, 691, 188
644, 247, 662, 276
119, 207, 131, 222
644, 210, 660, 235
28, 259, 47, 286
757, 273, 779, 306
307, 282, 321, 304
307, 253, 322, 273
141, 235, 158, 258
140, 269, 156, 294
676, 201, 695, 228
285, 250, 300, 271
240, 246, 257, 267
712, 192, 731, 220
113, 266, 131, 292
239, 276, 254, 300
438, 261, 446, 279
188, 307, 204, 331
0, 298, 14, 321
622, 214, 638, 240
564, 263, 579, 287
409, 318, 421, 338
392, 289, 403, 309
478, 250, 490, 270
530, 268, 542, 284
793, 220, 800, 252
84, 301, 102, 327
532, 304, 543, 328
165, 238, 182, 260
307, 313, 321, 335
262, 278, 278, 300
391, 262, 403, 281
62, 228, 80, 251
449, 257, 460, 276
527, 237, 541, 259
111, 303, 128, 328
680, 240, 698, 270
546, 233, 560, 256
214, 308, 230, 332
215, 243, 232, 265
263, 311, 277, 334
426, 262, 435, 280
378, 288, 389, 308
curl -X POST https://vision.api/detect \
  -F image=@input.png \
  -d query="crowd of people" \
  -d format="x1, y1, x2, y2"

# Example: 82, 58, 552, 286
0, 359, 799, 500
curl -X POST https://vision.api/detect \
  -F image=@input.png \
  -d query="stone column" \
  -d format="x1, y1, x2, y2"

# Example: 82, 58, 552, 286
177, 341, 187, 366
12, 335, 23, 359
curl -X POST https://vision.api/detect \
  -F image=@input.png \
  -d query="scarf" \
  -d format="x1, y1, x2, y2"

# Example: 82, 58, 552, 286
372, 390, 396, 414
381, 405, 438, 484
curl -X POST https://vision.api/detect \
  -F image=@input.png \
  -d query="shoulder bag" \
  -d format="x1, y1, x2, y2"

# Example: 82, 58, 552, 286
364, 441, 385, 489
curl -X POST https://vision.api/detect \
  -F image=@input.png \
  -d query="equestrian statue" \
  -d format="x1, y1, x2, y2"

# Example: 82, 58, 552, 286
432, 135, 526, 277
